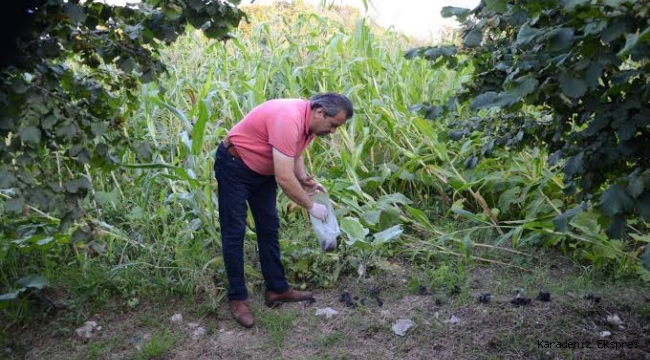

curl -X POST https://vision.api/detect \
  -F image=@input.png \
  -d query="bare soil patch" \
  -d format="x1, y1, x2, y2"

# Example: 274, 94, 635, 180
4, 260, 650, 360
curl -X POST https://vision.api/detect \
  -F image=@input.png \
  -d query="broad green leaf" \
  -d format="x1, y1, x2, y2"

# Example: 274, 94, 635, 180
553, 203, 586, 232
65, 177, 92, 194
599, 184, 634, 216
515, 24, 539, 48
372, 225, 403, 245
584, 20, 607, 35
638, 192, 650, 221
463, 28, 483, 47
377, 193, 412, 206
188, 0, 204, 11
498, 186, 522, 213
558, 72, 587, 98
617, 26, 650, 57
19, 126, 41, 145
630, 233, 650, 244
562, 0, 589, 11
95, 191, 119, 206
602, 21, 626, 43
605, 214, 626, 239
64, 3, 86, 23
0, 170, 16, 188
5, 197, 24, 214
71, 228, 90, 244
451, 207, 489, 224
511, 75, 539, 97
485, 0, 507, 13
638, 264, 650, 280
569, 210, 600, 237
547, 28, 574, 51
90, 122, 109, 137
361, 210, 381, 226
641, 246, 650, 270
470, 92, 519, 110
128, 206, 145, 220
618, 123, 636, 141
440, 7, 470, 22
562, 152, 584, 176
465, 155, 478, 169
379, 207, 401, 229
17, 275, 49, 290
404, 205, 432, 228
163, 4, 183, 20
340, 217, 369, 246
119, 57, 137, 73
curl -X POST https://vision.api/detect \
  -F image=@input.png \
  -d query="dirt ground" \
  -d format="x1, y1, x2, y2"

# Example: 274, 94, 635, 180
4, 259, 650, 360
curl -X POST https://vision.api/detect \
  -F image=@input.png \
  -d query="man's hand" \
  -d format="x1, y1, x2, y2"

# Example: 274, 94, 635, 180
299, 175, 327, 196
308, 203, 328, 222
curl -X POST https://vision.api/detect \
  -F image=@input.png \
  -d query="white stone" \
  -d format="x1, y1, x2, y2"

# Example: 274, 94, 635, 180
315, 307, 339, 319
392, 318, 415, 336
170, 313, 183, 324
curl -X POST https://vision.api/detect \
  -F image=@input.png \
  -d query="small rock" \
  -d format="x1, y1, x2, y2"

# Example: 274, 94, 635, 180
392, 319, 415, 336
191, 327, 206, 340
187, 322, 200, 329
315, 307, 339, 319
170, 313, 183, 324
599, 331, 612, 338
606, 314, 623, 326
75, 321, 99, 340
444, 315, 460, 324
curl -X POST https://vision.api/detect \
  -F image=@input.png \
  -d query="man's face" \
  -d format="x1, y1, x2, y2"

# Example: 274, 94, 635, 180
312, 109, 348, 137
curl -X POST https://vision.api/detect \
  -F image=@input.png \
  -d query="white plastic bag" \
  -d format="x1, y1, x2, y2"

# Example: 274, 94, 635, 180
309, 192, 340, 252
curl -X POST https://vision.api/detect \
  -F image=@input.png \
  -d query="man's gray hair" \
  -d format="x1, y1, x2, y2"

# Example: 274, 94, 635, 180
310, 93, 354, 119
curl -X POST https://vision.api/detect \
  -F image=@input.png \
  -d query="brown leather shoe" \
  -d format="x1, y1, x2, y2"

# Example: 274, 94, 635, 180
264, 289, 314, 308
229, 300, 254, 328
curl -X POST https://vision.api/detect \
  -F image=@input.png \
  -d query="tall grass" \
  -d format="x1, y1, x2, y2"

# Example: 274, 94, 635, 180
81, 2, 642, 289
1, 2, 643, 326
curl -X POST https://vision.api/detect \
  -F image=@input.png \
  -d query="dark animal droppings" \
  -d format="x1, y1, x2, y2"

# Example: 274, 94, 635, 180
477, 293, 491, 304
510, 297, 532, 306
536, 292, 551, 302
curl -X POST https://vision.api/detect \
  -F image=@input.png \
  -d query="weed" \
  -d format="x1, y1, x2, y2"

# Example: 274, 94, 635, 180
137, 329, 177, 360
257, 310, 297, 349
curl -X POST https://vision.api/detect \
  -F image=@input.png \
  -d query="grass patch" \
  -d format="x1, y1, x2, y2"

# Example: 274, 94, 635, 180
136, 329, 178, 360
257, 309, 298, 349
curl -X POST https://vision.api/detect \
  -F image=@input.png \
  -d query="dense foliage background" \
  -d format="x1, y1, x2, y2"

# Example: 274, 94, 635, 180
1, 0, 649, 335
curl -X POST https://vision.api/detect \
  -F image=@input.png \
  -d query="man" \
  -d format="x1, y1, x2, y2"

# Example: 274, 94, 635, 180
214, 93, 354, 328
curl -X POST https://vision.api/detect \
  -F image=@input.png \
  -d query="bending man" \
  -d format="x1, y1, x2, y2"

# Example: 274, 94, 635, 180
214, 93, 354, 328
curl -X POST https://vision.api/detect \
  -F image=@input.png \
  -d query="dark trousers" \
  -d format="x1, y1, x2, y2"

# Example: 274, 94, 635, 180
214, 143, 289, 300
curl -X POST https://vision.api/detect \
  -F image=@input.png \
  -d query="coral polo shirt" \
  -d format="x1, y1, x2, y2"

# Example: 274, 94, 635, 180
227, 99, 315, 176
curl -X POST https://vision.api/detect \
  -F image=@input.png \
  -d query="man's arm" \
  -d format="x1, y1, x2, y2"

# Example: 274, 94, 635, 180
274, 149, 314, 209
294, 155, 308, 181
294, 154, 327, 194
